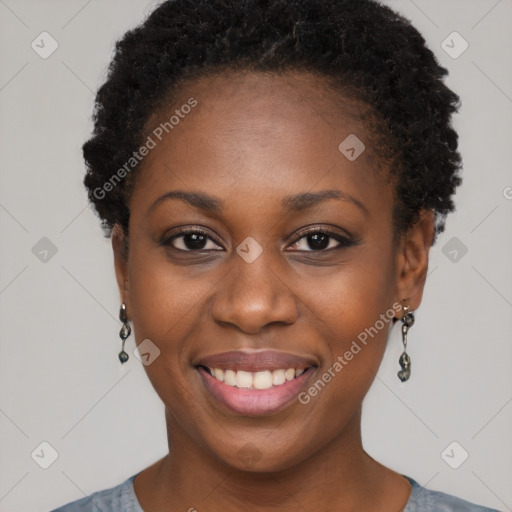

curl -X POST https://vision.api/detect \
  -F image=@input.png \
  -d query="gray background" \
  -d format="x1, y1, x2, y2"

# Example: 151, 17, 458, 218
0, 0, 511, 510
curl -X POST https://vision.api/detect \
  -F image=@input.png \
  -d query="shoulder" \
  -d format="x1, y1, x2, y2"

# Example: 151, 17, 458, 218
49, 473, 142, 512
403, 475, 502, 512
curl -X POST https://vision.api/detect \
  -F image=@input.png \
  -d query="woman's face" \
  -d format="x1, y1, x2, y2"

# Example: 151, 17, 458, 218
114, 71, 431, 471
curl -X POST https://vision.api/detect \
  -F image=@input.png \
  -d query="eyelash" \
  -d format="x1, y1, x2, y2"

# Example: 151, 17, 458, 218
162, 226, 355, 253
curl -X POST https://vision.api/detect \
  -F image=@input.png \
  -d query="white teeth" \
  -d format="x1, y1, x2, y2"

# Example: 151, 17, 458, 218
272, 369, 286, 385
253, 370, 273, 390
284, 368, 295, 381
205, 366, 308, 388
236, 370, 253, 388
224, 369, 237, 386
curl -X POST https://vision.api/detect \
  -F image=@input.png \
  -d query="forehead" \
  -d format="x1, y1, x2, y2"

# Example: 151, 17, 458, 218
148, 70, 371, 152
130, 70, 391, 219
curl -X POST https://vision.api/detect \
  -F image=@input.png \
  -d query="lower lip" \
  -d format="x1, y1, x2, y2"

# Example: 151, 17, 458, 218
196, 366, 315, 416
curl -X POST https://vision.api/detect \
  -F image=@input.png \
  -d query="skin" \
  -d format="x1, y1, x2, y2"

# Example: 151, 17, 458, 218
112, 71, 434, 511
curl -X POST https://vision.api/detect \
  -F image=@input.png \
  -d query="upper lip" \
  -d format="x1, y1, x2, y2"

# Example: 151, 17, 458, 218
194, 350, 318, 372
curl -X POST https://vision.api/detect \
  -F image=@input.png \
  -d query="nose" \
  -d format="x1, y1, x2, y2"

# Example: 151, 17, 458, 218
210, 255, 299, 334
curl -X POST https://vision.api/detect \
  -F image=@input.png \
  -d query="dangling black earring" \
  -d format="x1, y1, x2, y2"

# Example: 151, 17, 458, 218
118, 303, 131, 364
397, 304, 414, 382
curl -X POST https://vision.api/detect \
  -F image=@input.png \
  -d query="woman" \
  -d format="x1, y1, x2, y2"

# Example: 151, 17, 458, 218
51, 0, 500, 510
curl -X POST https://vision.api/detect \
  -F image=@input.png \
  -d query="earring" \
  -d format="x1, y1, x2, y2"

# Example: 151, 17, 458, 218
118, 303, 131, 364
397, 304, 414, 382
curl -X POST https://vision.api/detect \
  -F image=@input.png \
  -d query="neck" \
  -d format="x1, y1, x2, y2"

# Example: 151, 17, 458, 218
134, 405, 410, 511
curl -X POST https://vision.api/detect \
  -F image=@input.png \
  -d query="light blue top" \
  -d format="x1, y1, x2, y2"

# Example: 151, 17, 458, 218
50, 473, 501, 511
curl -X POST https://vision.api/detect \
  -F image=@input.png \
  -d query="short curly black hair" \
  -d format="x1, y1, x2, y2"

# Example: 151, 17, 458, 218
83, 0, 462, 245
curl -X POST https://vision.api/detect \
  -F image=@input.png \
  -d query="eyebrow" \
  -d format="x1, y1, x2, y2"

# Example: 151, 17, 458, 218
148, 189, 368, 216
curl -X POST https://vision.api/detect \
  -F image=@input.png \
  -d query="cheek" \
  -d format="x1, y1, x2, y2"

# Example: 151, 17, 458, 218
125, 249, 208, 410
304, 244, 398, 398
130, 258, 204, 351
309, 246, 397, 344
126, 241, 223, 367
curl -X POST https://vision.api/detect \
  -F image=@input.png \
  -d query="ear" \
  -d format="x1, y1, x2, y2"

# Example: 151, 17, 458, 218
394, 209, 435, 314
112, 223, 131, 314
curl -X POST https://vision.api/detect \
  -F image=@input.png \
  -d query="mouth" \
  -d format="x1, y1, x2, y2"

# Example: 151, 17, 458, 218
193, 350, 318, 416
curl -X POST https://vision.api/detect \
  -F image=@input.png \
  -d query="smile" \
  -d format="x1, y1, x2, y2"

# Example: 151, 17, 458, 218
201, 366, 307, 389
193, 350, 318, 416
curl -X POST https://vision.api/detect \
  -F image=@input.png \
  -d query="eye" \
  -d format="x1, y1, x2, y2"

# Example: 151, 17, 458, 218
287, 228, 355, 252
163, 226, 355, 253
163, 228, 224, 252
